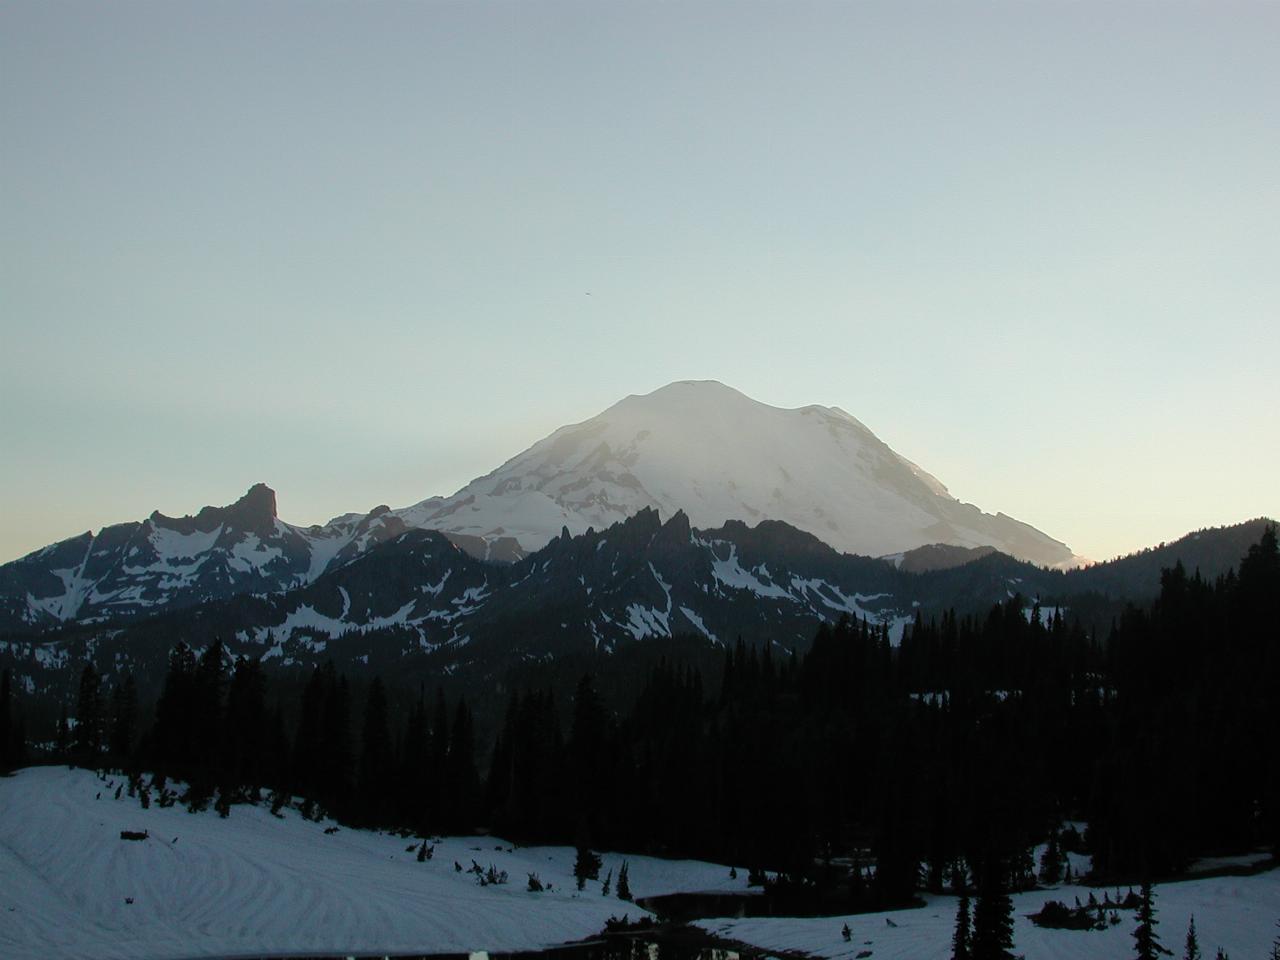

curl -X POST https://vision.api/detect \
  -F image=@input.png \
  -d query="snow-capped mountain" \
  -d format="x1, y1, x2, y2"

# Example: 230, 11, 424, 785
0, 380, 1077, 633
3, 510, 1269, 703
395, 380, 1076, 568
1, 509, 1022, 696
0, 484, 409, 630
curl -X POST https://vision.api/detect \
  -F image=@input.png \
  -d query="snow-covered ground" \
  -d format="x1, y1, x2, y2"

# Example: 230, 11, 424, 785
3, 766, 1277, 960
699, 872, 1280, 960
0, 766, 746, 960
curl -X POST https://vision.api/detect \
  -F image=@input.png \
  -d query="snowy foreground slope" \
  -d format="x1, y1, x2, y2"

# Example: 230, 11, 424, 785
699, 872, 1280, 960
3, 767, 1277, 960
0, 766, 743, 960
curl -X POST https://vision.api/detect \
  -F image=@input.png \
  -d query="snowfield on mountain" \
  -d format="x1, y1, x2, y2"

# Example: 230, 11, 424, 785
2, 380, 1081, 634
2, 766, 1277, 960
396, 380, 1078, 567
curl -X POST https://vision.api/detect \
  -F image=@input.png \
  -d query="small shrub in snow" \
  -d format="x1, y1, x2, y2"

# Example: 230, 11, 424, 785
603, 914, 655, 933
527, 873, 544, 892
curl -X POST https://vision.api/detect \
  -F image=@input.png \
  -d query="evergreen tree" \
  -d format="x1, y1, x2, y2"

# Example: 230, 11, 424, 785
224, 656, 267, 789
358, 677, 393, 824
568, 673, 610, 829
55, 703, 70, 759
972, 863, 1014, 960
73, 663, 102, 758
952, 892, 972, 960
192, 639, 228, 768
429, 689, 450, 826
1133, 881, 1172, 959
444, 697, 479, 831
616, 860, 632, 901
109, 674, 138, 760
573, 838, 602, 891
0, 668, 11, 771
1183, 915, 1200, 960
154, 642, 197, 769
319, 668, 353, 815
1039, 828, 1063, 885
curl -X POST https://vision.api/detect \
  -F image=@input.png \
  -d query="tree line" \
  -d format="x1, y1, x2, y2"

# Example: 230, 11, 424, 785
29, 527, 1280, 920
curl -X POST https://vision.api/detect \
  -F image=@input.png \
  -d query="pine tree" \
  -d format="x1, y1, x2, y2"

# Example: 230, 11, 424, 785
568, 673, 609, 829
428, 688, 450, 826
358, 677, 392, 824
0, 668, 11, 772
1039, 828, 1063, 885
225, 656, 266, 788
972, 863, 1014, 960
445, 697, 479, 832
1183, 915, 1200, 960
601, 869, 612, 896
55, 703, 70, 759
573, 838, 602, 891
1133, 881, 1172, 959
952, 892, 972, 960
73, 663, 102, 758
616, 860, 632, 901
109, 674, 138, 760
155, 642, 197, 770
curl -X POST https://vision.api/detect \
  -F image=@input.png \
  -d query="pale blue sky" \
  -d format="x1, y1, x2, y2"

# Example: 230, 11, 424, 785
2, 1, 1277, 563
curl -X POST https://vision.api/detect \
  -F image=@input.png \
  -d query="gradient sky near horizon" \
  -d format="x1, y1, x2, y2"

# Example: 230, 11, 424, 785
2, 1, 1277, 565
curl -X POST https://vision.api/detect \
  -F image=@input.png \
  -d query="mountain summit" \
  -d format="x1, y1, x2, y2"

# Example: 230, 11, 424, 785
395, 380, 1076, 567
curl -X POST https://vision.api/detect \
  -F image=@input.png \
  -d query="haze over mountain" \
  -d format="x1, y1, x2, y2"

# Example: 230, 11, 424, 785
396, 380, 1077, 568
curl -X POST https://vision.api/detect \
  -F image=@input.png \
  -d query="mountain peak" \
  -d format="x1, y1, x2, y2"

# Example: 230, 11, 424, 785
150, 482, 279, 537
394, 383, 1074, 567
213, 482, 278, 533
233, 482, 278, 519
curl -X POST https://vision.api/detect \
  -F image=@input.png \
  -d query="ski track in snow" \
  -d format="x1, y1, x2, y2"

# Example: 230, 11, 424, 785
0, 767, 748, 960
